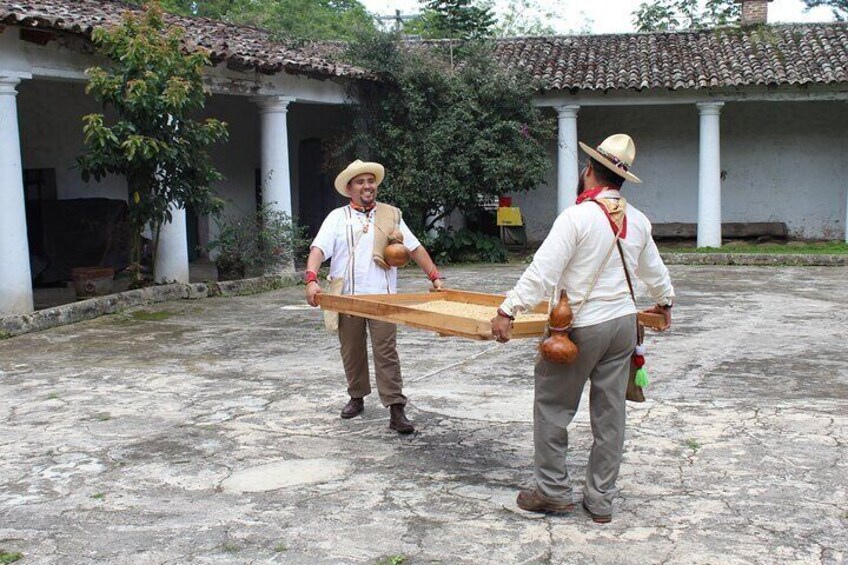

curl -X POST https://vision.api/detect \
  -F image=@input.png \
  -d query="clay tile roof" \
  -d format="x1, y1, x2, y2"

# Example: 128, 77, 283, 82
488, 24, 848, 92
0, 0, 366, 80
1, 0, 847, 91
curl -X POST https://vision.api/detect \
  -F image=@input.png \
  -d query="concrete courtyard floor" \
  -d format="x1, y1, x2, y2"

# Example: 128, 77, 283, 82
1, 265, 846, 564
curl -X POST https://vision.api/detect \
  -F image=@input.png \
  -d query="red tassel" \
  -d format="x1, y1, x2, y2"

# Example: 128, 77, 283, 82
633, 355, 645, 368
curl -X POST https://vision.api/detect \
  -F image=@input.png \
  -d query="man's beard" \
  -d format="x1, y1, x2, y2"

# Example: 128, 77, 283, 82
576, 168, 587, 196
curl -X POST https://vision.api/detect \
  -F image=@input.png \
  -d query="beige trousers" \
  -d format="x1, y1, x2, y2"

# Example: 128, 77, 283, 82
338, 314, 407, 407
533, 314, 636, 516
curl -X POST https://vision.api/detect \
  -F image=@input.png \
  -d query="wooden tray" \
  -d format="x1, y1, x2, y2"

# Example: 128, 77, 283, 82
317, 289, 666, 340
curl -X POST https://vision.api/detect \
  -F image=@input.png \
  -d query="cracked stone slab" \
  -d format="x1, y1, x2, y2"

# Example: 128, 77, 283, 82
0, 265, 846, 564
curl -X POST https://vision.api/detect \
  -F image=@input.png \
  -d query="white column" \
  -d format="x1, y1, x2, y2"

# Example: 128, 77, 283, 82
556, 105, 580, 213
697, 102, 724, 248
0, 76, 34, 316
256, 96, 295, 217
154, 204, 189, 283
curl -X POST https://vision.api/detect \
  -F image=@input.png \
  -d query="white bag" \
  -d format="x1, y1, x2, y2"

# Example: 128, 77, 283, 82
323, 277, 345, 333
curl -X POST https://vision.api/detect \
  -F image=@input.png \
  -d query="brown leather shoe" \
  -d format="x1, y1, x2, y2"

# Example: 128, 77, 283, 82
516, 489, 575, 514
582, 501, 612, 524
340, 397, 364, 419
389, 404, 414, 434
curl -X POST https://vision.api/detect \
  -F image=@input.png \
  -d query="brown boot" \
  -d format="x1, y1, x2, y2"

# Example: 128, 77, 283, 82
340, 397, 364, 419
389, 404, 415, 434
516, 489, 575, 514
582, 501, 612, 524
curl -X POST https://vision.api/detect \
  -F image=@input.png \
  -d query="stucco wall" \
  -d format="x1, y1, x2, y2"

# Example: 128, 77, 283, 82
16, 80, 352, 249
18, 79, 127, 201
516, 101, 847, 241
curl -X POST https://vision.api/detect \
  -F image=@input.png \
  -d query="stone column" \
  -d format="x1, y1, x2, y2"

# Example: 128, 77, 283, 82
696, 102, 724, 248
256, 96, 295, 217
556, 105, 580, 213
154, 204, 189, 283
0, 76, 33, 316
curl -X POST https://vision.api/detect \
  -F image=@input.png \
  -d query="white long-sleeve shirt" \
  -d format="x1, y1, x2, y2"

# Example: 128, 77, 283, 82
311, 205, 421, 295
499, 191, 674, 328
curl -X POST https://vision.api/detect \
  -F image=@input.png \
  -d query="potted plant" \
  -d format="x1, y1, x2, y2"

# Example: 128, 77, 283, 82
207, 205, 307, 281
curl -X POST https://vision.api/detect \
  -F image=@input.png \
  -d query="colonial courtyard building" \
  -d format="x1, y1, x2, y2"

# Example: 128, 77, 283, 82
0, 0, 846, 316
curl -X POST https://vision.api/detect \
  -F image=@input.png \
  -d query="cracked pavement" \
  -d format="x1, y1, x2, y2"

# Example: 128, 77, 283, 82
0, 265, 846, 564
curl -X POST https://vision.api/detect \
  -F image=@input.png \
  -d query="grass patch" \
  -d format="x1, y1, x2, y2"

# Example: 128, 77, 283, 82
130, 310, 176, 322
375, 556, 406, 565
273, 542, 287, 552
47, 392, 60, 400
660, 242, 848, 255
222, 542, 240, 553
0, 551, 23, 564
91, 493, 105, 500
93, 412, 111, 421
0, 331, 11, 340
686, 438, 701, 452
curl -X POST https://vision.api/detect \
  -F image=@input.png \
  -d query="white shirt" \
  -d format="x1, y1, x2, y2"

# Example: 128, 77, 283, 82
499, 191, 675, 328
311, 205, 421, 295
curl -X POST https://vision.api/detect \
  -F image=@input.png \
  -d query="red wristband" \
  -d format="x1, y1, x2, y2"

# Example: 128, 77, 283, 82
428, 268, 442, 282
304, 270, 319, 284
497, 308, 515, 321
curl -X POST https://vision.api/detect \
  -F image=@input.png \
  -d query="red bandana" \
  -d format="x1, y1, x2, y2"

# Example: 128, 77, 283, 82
576, 187, 627, 239
575, 186, 609, 205
349, 202, 376, 214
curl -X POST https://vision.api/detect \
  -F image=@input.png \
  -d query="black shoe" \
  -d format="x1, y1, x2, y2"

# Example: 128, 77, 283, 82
389, 404, 415, 434
340, 397, 364, 419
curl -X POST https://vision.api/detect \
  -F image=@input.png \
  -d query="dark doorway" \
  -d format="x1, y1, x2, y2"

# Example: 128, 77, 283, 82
298, 138, 341, 239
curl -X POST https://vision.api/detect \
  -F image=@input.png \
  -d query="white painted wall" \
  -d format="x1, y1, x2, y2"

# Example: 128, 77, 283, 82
18, 79, 128, 200
16, 79, 355, 255
516, 101, 847, 242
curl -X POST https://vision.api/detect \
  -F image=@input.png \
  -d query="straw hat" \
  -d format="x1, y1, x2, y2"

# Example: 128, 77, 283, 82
578, 134, 642, 184
334, 159, 385, 196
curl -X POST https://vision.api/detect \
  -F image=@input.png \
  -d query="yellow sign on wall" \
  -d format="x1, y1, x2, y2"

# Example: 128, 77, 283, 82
497, 207, 523, 226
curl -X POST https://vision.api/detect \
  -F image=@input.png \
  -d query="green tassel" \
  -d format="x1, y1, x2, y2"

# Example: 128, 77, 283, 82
635, 367, 649, 388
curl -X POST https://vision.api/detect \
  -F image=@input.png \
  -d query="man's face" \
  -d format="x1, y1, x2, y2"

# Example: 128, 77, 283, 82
347, 173, 378, 207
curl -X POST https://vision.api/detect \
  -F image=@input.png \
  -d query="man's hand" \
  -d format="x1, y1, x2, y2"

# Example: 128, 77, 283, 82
490, 313, 513, 343
306, 281, 322, 307
431, 278, 444, 290
641, 304, 671, 331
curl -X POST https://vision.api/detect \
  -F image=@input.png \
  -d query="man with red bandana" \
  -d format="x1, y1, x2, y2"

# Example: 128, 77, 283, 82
305, 160, 443, 434
491, 134, 675, 523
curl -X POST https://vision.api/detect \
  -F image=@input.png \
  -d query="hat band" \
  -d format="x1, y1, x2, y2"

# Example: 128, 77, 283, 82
596, 147, 631, 172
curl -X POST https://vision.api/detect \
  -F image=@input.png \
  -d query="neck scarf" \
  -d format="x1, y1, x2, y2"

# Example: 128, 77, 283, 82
349, 201, 376, 214
576, 186, 627, 239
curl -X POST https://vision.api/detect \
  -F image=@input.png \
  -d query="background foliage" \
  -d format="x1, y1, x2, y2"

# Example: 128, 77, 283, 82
126, 0, 375, 40
633, 0, 741, 31
333, 30, 553, 245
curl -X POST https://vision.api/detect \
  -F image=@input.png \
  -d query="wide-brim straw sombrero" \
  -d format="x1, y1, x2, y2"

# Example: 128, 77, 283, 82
334, 160, 385, 196
578, 134, 642, 184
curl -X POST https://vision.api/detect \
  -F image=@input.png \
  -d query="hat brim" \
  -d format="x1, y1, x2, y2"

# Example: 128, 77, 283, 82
334, 162, 385, 196
579, 142, 642, 184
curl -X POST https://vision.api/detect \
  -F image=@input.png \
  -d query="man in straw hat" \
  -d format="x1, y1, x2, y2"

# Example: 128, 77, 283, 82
491, 134, 675, 522
305, 159, 444, 434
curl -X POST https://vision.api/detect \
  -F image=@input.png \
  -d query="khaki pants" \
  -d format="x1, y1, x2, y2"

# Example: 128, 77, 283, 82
533, 314, 636, 516
338, 314, 407, 407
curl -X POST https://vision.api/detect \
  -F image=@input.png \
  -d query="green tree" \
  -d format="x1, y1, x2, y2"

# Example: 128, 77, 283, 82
633, 0, 740, 32
78, 2, 228, 284
406, 0, 496, 39
335, 30, 553, 240
127, 0, 376, 40
803, 0, 847, 20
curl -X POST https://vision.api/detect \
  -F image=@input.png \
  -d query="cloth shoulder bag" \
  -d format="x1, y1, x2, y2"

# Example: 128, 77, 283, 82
616, 240, 647, 403
323, 207, 363, 334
